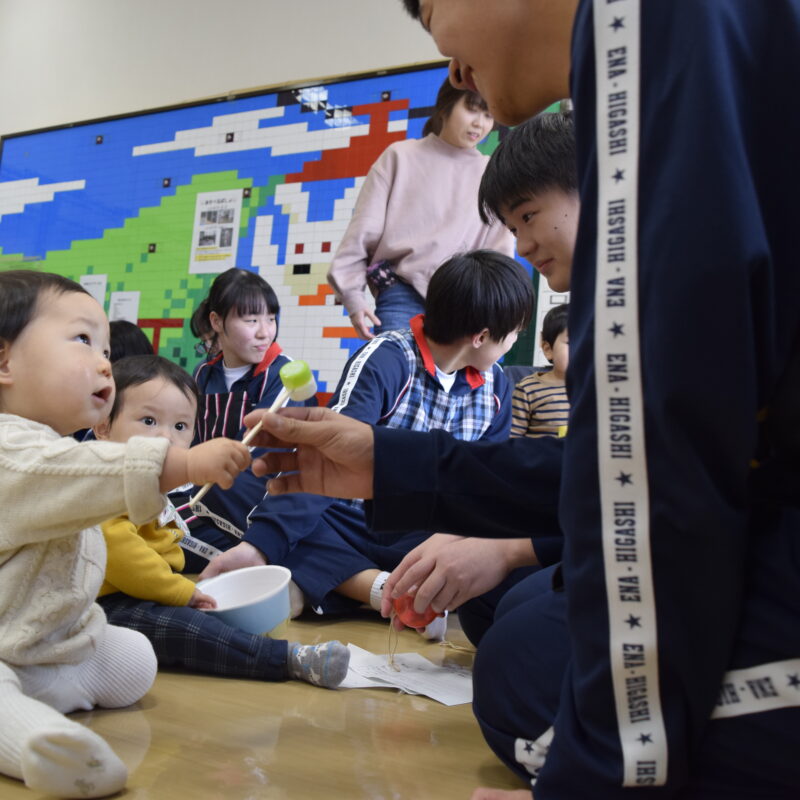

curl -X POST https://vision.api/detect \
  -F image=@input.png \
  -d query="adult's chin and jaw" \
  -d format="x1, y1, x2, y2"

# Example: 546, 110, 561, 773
443, 13, 574, 126
484, 70, 571, 126
543, 264, 570, 295
448, 63, 565, 126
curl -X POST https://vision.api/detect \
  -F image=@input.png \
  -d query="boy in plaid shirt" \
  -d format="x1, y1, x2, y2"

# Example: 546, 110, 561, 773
200, 249, 533, 634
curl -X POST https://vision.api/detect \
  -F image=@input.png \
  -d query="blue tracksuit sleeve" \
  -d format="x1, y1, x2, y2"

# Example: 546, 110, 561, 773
533, 1, 800, 797
368, 429, 563, 566
328, 336, 411, 422
244, 491, 337, 564
478, 364, 512, 442
243, 339, 410, 562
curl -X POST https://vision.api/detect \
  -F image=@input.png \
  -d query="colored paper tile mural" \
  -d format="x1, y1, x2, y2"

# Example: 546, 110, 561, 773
0, 63, 545, 395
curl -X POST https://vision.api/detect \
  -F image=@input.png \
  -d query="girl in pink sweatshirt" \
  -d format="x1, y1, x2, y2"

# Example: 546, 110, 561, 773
327, 78, 513, 339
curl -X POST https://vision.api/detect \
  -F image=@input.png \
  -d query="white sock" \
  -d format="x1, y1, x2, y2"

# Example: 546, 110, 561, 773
0, 669, 126, 798
368, 571, 391, 612
21, 724, 128, 799
418, 610, 448, 642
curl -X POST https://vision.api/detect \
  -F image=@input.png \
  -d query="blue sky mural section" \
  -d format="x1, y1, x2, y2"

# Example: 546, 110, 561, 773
0, 66, 448, 263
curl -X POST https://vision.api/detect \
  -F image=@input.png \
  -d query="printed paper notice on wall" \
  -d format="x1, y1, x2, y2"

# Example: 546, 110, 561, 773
189, 189, 243, 274
109, 291, 140, 323
79, 274, 107, 308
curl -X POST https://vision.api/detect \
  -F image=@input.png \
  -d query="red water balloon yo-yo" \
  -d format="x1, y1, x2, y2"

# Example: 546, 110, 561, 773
392, 594, 438, 628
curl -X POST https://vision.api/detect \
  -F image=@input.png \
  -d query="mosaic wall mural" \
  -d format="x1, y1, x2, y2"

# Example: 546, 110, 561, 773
0, 63, 554, 399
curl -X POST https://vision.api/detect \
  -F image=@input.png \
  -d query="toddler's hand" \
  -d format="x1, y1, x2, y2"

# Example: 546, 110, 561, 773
186, 438, 251, 489
189, 588, 218, 609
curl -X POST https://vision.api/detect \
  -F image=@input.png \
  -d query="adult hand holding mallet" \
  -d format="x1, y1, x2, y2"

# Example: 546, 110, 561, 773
189, 360, 317, 508
243, 406, 376, 500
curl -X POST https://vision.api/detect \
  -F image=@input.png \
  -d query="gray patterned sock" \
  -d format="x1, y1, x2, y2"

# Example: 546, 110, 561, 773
287, 641, 350, 689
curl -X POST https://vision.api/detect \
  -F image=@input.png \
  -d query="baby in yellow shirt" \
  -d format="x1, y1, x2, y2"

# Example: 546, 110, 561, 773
94, 354, 349, 688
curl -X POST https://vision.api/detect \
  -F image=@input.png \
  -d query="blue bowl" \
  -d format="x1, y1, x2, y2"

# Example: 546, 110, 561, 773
196, 565, 291, 635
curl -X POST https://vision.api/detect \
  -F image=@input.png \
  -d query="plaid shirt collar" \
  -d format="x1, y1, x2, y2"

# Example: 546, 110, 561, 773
409, 314, 485, 390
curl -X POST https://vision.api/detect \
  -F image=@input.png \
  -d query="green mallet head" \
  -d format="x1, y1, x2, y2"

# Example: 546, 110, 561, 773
278, 360, 317, 402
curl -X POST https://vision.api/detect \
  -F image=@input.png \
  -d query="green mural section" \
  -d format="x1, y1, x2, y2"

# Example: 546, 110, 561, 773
0, 101, 565, 371
0, 172, 282, 368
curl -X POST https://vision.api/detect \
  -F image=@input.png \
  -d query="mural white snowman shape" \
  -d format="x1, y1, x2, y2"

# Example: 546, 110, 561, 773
251, 178, 374, 395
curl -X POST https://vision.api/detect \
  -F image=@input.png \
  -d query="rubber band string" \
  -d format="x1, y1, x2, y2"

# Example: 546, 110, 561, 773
387, 610, 401, 671
438, 640, 476, 654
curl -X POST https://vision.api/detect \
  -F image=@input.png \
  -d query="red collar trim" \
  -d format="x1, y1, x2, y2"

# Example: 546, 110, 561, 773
410, 314, 485, 389
464, 365, 485, 390
207, 342, 283, 375
253, 342, 283, 376
410, 315, 437, 378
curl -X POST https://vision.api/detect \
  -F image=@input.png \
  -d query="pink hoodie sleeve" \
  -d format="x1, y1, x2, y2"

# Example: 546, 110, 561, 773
481, 218, 516, 258
327, 153, 394, 316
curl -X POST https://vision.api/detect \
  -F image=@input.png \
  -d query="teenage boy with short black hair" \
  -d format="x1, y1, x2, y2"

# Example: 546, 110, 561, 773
479, 111, 578, 295
201, 250, 533, 635
382, 112, 580, 646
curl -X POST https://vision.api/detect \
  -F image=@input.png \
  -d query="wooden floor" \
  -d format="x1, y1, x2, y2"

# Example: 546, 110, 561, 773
1, 611, 526, 799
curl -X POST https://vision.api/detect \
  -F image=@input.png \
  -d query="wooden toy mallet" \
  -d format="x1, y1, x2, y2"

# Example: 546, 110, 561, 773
189, 360, 317, 508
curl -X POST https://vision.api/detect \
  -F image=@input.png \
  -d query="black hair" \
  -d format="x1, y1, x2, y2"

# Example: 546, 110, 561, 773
479, 111, 577, 225
400, 0, 421, 19
541, 303, 569, 349
107, 354, 199, 424
423, 249, 534, 344
423, 77, 490, 137
0, 270, 90, 345
190, 301, 218, 357
190, 302, 214, 340
203, 268, 280, 327
109, 320, 154, 362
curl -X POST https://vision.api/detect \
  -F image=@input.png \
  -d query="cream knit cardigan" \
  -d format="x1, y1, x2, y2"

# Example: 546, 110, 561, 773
0, 414, 169, 667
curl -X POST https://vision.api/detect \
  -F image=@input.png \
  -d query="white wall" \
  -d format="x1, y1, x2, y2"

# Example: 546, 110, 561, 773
0, 0, 441, 137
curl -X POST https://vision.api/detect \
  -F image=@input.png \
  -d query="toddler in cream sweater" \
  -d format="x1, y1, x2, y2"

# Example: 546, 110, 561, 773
0, 271, 250, 798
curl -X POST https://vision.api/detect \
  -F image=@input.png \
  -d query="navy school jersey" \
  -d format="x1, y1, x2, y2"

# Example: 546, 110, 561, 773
329, 314, 511, 443
241, 316, 512, 564
192, 342, 316, 442
534, 0, 800, 796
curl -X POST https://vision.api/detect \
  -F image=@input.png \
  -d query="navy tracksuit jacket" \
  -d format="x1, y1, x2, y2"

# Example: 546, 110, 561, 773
367, 1, 800, 796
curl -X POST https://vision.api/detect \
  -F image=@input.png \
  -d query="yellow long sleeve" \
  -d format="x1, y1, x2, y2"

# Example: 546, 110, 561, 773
99, 516, 196, 606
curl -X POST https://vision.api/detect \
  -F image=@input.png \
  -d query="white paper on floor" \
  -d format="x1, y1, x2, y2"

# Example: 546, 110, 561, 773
339, 644, 472, 706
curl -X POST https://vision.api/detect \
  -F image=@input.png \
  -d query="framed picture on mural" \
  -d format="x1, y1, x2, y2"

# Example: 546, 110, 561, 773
0, 61, 549, 395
